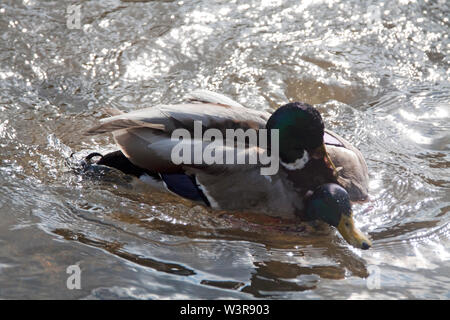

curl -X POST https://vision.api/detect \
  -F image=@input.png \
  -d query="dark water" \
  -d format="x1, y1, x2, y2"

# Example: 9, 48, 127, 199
0, 0, 449, 299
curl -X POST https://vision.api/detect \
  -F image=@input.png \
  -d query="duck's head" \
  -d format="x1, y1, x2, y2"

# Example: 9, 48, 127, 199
266, 102, 337, 173
306, 183, 372, 250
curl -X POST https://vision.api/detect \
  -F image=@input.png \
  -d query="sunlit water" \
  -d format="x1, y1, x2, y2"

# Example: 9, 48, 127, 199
0, 0, 449, 299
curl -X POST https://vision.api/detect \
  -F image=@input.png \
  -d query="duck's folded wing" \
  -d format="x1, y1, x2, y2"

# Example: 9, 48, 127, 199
86, 100, 269, 136
325, 130, 369, 202
184, 89, 246, 109
85, 93, 271, 173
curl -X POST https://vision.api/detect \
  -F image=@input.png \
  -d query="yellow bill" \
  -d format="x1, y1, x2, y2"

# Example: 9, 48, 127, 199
337, 212, 372, 250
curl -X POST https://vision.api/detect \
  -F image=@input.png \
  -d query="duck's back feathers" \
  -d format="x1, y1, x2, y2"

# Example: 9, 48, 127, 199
85, 91, 270, 174
185, 89, 246, 109
86, 90, 268, 136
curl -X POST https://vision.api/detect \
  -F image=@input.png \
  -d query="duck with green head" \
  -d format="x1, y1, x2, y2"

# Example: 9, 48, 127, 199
84, 90, 372, 250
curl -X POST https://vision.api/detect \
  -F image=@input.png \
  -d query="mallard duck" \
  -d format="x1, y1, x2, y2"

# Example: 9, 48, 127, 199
85, 90, 371, 249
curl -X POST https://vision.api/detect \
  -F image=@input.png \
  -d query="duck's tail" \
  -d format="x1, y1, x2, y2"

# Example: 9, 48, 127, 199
85, 150, 154, 178
84, 150, 212, 207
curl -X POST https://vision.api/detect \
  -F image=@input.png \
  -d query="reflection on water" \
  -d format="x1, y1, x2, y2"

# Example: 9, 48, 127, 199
0, 0, 449, 299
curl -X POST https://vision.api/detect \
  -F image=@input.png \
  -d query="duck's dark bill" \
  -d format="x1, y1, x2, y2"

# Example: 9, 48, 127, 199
337, 213, 372, 250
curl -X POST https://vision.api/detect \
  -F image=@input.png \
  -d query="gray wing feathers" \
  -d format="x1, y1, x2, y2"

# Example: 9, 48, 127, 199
185, 89, 245, 108
85, 119, 165, 135
85, 91, 272, 173
86, 102, 269, 136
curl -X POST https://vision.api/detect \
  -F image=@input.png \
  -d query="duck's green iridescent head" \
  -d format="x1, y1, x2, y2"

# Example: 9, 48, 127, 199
266, 102, 337, 173
306, 183, 372, 250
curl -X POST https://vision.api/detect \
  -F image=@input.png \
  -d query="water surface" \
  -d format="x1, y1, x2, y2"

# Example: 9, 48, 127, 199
0, 0, 449, 299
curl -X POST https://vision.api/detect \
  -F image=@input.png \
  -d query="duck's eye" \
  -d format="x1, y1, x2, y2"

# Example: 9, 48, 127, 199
345, 222, 350, 228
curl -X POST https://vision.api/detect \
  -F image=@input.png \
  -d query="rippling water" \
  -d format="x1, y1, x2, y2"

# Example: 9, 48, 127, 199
0, 0, 449, 299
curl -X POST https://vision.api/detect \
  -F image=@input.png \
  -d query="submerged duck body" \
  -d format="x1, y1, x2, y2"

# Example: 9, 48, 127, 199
85, 90, 371, 249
